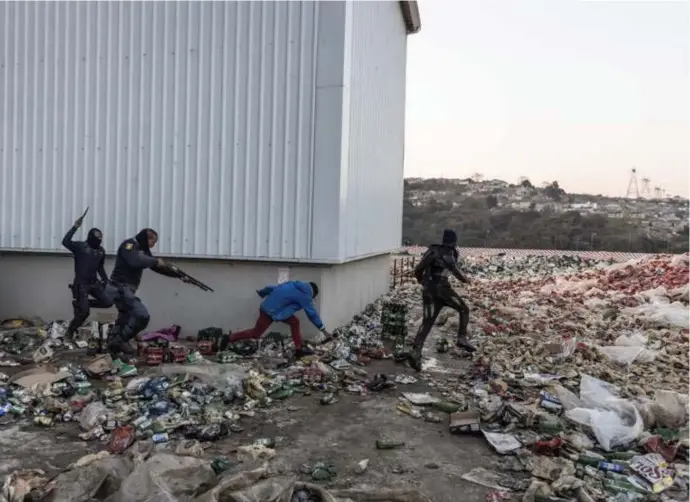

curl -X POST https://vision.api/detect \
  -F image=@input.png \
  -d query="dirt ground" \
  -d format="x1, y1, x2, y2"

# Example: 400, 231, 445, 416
0, 339, 499, 502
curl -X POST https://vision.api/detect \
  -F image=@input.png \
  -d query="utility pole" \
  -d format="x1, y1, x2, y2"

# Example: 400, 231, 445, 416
625, 168, 640, 199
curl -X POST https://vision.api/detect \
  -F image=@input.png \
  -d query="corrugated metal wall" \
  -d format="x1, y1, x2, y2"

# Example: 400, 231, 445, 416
341, 1, 407, 260
0, 1, 319, 259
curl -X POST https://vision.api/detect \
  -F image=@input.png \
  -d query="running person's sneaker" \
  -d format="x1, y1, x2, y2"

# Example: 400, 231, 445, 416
455, 336, 477, 353
407, 347, 423, 372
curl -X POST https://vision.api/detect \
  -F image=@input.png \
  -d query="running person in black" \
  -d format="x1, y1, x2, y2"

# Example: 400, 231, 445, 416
62, 214, 112, 339
407, 229, 476, 371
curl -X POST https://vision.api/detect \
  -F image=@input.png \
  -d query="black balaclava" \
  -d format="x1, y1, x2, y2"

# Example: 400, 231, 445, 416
87, 228, 103, 249
442, 229, 458, 247
135, 228, 156, 252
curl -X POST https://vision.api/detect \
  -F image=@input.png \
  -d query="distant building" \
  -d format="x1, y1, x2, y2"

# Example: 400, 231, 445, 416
511, 201, 533, 210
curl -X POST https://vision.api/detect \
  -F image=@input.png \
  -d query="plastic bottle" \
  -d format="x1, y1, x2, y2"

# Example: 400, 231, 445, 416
152, 432, 169, 443
432, 401, 461, 413
211, 456, 231, 474
34, 416, 53, 426
534, 421, 563, 434
597, 461, 626, 473
149, 400, 171, 416
376, 440, 405, 450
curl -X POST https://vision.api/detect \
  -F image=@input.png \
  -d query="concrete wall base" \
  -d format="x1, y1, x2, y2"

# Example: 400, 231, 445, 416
0, 253, 390, 340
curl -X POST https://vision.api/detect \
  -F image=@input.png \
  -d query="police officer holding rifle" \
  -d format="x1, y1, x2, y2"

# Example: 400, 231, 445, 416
107, 228, 212, 356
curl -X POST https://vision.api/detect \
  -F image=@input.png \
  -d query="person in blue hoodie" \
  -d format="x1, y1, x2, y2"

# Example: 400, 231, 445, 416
228, 280, 330, 358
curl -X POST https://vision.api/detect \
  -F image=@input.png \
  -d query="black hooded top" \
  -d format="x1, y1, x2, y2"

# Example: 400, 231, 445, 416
62, 225, 108, 285
413, 229, 468, 286
110, 228, 177, 289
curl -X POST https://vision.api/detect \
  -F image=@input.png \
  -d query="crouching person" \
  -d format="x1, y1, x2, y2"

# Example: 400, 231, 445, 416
228, 281, 331, 359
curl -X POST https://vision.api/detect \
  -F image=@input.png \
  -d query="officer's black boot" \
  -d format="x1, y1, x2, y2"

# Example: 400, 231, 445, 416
107, 335, 123, 357
107, 325, 136, 357
117, 334, 137, 356
64, 316, 82, 341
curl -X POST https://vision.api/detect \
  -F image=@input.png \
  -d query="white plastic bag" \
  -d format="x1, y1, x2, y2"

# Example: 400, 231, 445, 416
650, 390, 688, 429
79, 402, 108, 431
636, 287, 669, 305
159, 361, 247, 389
622, 302, 689, 329
598, 346, 644, 366
573, 375, 643, 451
598, 333, 658, 365
547, 383, 582, 411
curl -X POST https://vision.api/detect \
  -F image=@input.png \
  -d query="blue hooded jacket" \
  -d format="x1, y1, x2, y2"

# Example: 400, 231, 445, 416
257, 281, 324, 330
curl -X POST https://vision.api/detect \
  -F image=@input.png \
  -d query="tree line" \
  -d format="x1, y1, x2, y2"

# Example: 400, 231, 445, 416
402, 181, 689, 253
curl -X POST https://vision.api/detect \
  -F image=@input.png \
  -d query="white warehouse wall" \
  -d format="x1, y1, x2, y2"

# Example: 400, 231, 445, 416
0, 1, 412, 264
342, 1, 408, 260
0, 1, 320, 260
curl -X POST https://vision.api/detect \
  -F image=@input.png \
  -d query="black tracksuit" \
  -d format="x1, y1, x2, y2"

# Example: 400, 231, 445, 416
412, 244, 471, 349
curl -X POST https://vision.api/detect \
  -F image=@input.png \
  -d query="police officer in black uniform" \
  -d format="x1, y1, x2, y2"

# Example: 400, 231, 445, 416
62, 214, 112, 339
407, 229, 476, 371
106, 228, 187, 355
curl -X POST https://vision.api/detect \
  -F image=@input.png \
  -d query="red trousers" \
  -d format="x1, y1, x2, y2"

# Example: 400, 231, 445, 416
230, 310, 303, 349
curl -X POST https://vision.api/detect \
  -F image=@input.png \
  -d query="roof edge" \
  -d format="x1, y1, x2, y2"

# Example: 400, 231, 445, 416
399, 1, 421, 35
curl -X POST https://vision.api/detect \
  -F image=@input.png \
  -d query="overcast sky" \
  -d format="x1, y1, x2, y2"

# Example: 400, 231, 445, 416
403, 0, 689, 197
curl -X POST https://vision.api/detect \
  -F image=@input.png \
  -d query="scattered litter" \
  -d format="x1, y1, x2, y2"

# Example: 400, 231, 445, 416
402, 392, 439, 406
376, 439, 405, 450
482, 431, 522, 455
355, 459, 369, 474
449, 411, 481, 434
395, 375, 417, 384
461, 467, 516, 491
0, 251, 687, 502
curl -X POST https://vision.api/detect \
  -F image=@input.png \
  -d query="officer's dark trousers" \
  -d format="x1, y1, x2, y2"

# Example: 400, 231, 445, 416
106, 283, 150, 342
66, 282, 113, 336
412, 281, 470, 349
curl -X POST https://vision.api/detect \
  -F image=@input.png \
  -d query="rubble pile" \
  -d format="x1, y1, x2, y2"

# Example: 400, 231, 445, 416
382, 252, 690, 501
0, 252, 687, 502
0, 446, 432, 502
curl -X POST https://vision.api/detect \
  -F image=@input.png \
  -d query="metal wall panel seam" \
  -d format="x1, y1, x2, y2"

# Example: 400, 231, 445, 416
267, 2, 278, 257
29, 2, 39, 247
20, 2, 29, 245
292, 2, 304, 256
217, 2, 229, 256
192, 3, 201, 255
241, 3, 252, 257
207, 2, 220, 255
280, 3, 292, 258
307, 0, 320, 261
134, 2, 146, 243
230, 1, 241, 257
0, 3, 8, 247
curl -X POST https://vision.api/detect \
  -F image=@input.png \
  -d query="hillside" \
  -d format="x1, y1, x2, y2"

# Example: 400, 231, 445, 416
402, 177, 689, 253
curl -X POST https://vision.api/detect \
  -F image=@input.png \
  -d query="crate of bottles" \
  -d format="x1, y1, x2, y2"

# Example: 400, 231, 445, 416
380, 300, 408, 342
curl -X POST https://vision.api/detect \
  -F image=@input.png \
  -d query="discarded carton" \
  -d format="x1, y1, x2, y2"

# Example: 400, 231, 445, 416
449, 410, 481, 434
10, 367, 71, 388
